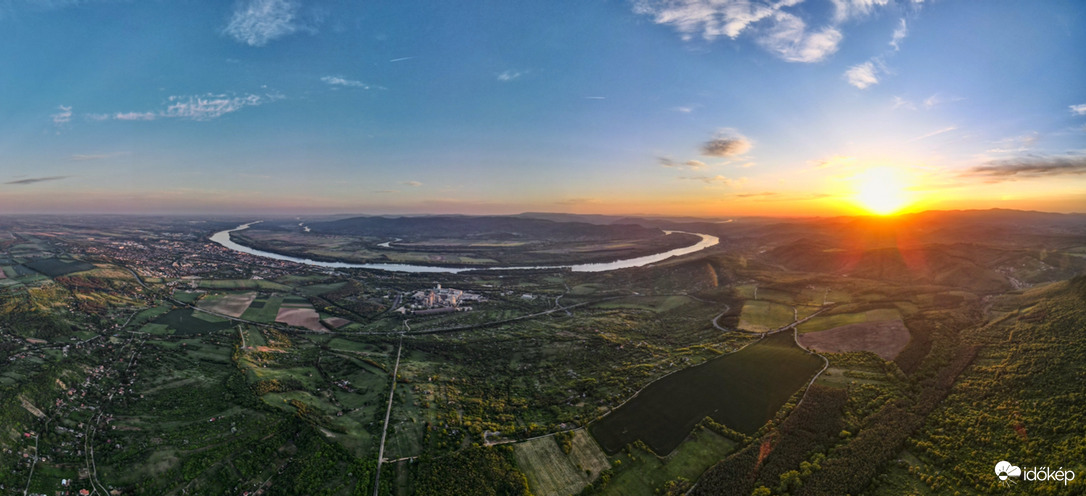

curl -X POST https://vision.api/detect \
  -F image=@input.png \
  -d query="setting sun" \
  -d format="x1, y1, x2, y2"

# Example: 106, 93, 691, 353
854, 167, 911, 215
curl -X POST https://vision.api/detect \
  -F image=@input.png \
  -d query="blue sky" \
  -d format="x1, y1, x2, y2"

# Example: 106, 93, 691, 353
1, 0, 1084, 215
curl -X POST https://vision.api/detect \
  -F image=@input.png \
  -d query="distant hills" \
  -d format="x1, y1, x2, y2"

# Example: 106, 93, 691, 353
740, 209, 1086, 292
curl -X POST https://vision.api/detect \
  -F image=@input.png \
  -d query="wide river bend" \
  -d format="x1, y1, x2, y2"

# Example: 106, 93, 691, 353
210, 222, 719, 274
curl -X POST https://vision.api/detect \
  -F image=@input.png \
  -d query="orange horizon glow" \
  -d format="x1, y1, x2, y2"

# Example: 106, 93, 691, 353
851, 166, 914, 216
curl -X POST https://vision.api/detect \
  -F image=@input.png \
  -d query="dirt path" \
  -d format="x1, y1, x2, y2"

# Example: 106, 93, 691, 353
711, 304, 732, 331
373, 334, 404, 496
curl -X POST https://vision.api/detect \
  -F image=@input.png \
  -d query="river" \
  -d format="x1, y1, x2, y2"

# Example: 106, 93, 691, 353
210, 222, 719, 274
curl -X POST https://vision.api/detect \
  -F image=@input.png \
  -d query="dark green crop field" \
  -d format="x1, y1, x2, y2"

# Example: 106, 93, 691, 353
590, 331, 823, 455
154, 308, 236, 335
24, 258, 95, 277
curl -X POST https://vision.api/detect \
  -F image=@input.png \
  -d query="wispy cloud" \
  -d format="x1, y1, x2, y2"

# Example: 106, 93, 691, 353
403, 180, 422, 187
321, 75, 375, 89
987, 132, 1039, 154
114, 112, 157, 121
1070, 104, 1086, 116
585, 96, 606, 100
88, 93, 281, 123
5, 176, 69, 185
672, 106, 695, 113
831, 0, 890, 23
910, 126, 957, 142
702, 130, 752, 157
923, 93, 962, 109
965, 155, 1086, 183
842, 17, 909, 89
633, 0, 774, 41
632, 0, 841, 63
891, 96, 916, 110
224, 0, 313, 47
659, 157, 708, 170
70, 152, 129, 161
389, 56, 415, 63
52, 105, 72, 125
681, 174, 743, 186
497, 70, 523, 82
758, 12, 842, 63
889, 18, 907, 50
164, 94, 276, 120
844, 61, 879, 89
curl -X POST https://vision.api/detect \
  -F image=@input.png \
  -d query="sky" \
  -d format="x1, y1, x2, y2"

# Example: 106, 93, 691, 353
1, 0, 1085, 217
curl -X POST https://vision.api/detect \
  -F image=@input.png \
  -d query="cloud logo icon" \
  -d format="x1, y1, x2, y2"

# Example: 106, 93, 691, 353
996, 460, 1022, 484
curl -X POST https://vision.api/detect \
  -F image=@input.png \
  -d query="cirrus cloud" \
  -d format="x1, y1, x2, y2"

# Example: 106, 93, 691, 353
86, 93, 282, 123
52, 105, 72, 125
224, 0, 314, 47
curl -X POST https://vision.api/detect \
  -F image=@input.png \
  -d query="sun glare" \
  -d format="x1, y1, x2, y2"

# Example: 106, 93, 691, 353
854, 167, 911, 215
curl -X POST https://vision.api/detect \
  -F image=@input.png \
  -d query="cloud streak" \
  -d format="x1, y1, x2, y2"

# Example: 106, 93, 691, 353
497, 70, 523, 82
1070, 104, 1086, 116
164, 94, 275, 120
681, 174, 742, 186
321, 76, 374, 89
659, 157, 708, 169
910, 126, 957, 142
70, 152, 129, 161
5, 176, 69, 185
890, 18, 907, 50
88, 93, 281, 123
965, 155, 1086, 182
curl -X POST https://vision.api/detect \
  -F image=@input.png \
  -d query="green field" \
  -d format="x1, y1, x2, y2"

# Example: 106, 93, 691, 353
196, 279, 291, 291
590, 331, 824, 455
172, 290, 201, 304
24, 257, 95, 277
297, 282, 347, 296
513, 430, 611, 496
797, 307, 901, 333
240, 295, 284, 322
601, 426, 739, 495
595, 295, 694, 313
153, 308, 235, 335
738, 300, 795, 332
